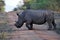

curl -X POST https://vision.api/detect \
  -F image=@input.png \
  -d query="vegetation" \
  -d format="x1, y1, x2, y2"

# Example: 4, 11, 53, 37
16, 0, 60, 11
13, 8, 18, 11
0, 32, 7, 40
0, 0, 5, 12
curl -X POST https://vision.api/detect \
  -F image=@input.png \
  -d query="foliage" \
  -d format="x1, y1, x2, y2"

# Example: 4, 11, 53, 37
1, 6, 5, 12
17, 0, 60, 11
0, 32, 7, 40
0, 0, 5, 12
13, 8, 18, 11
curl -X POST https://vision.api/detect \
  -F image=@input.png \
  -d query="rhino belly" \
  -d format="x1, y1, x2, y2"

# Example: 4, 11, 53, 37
32, 17, 46, 24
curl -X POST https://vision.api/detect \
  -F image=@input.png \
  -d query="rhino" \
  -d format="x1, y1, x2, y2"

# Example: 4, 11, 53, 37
15, 10, 56, 30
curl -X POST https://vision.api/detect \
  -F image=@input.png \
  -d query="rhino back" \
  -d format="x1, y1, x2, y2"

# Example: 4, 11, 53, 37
24, 10, 53, 19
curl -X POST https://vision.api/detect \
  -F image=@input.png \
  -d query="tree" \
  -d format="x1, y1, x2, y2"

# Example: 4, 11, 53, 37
13, 8, 18, 11
17, 0, 60, 11
0, 0, 5, 12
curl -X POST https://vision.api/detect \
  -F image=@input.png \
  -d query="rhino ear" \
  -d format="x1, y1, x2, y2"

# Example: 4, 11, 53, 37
16, 13, 19, 16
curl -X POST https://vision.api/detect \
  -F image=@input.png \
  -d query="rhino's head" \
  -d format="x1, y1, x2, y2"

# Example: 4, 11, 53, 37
15, 13, 24, 28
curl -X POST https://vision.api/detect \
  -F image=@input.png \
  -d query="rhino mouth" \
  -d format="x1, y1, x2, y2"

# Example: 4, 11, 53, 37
14, 23, 23, 28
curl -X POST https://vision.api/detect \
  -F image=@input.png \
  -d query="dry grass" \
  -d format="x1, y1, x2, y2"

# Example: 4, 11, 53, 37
0, 32, 7, 40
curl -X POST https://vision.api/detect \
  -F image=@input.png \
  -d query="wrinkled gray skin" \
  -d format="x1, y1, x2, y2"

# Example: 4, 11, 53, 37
15, 10, 56, 30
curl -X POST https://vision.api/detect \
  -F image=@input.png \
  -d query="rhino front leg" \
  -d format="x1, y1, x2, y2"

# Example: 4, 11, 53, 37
25, 18, 33, 30
26, 23, 33, 30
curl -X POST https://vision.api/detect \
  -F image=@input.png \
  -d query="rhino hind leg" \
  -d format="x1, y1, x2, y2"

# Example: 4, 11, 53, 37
52, 20, 56, 30
48, 23, 53, 30
47, 20, 53, 30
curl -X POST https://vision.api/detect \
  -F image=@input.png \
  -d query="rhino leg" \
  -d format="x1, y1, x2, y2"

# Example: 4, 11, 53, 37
26, 17, 33, 30
26, 23, 33, 30
47, 22, 53, 30
30, 23, 33, 29
52, 20, 56, 30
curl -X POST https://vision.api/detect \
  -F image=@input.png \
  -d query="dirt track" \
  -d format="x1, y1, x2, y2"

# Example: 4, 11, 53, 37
6, 11, 60, 40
